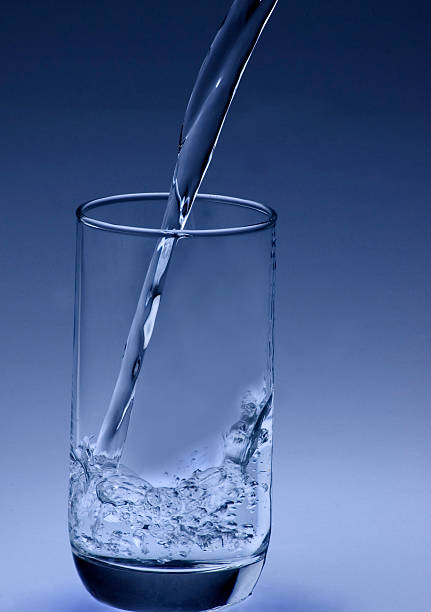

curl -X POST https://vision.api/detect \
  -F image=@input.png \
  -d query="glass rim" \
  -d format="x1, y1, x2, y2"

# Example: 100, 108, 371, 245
76, 192, 277, 238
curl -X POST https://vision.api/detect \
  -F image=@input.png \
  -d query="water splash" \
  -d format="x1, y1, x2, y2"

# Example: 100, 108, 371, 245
70, 391, 272, 562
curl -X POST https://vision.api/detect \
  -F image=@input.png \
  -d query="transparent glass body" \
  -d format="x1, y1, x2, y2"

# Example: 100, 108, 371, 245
69, 193, 276, 611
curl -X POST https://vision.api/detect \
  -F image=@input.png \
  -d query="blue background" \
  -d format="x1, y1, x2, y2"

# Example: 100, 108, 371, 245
1, 1, 430, 611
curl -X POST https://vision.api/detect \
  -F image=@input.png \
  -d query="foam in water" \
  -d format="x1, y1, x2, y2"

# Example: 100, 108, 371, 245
70, 391, 272, 563
95, 0, 278, 462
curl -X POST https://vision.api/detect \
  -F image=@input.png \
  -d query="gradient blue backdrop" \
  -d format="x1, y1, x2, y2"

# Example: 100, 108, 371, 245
1, 1, 430, 611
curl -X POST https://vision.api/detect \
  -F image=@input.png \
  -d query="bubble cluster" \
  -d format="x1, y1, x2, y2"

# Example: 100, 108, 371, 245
69, 393, 272, 562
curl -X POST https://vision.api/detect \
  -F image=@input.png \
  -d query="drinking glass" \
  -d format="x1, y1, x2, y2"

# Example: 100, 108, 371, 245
69, 193, 276, 611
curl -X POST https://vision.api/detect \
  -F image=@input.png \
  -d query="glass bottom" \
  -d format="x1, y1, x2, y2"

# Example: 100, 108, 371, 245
73, 551, 265, 611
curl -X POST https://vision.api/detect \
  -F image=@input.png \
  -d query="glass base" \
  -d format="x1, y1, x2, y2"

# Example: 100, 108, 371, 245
73, 552, 265, 612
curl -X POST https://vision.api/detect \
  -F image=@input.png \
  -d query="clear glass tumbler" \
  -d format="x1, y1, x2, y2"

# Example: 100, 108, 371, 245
69, 193, 276, 611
